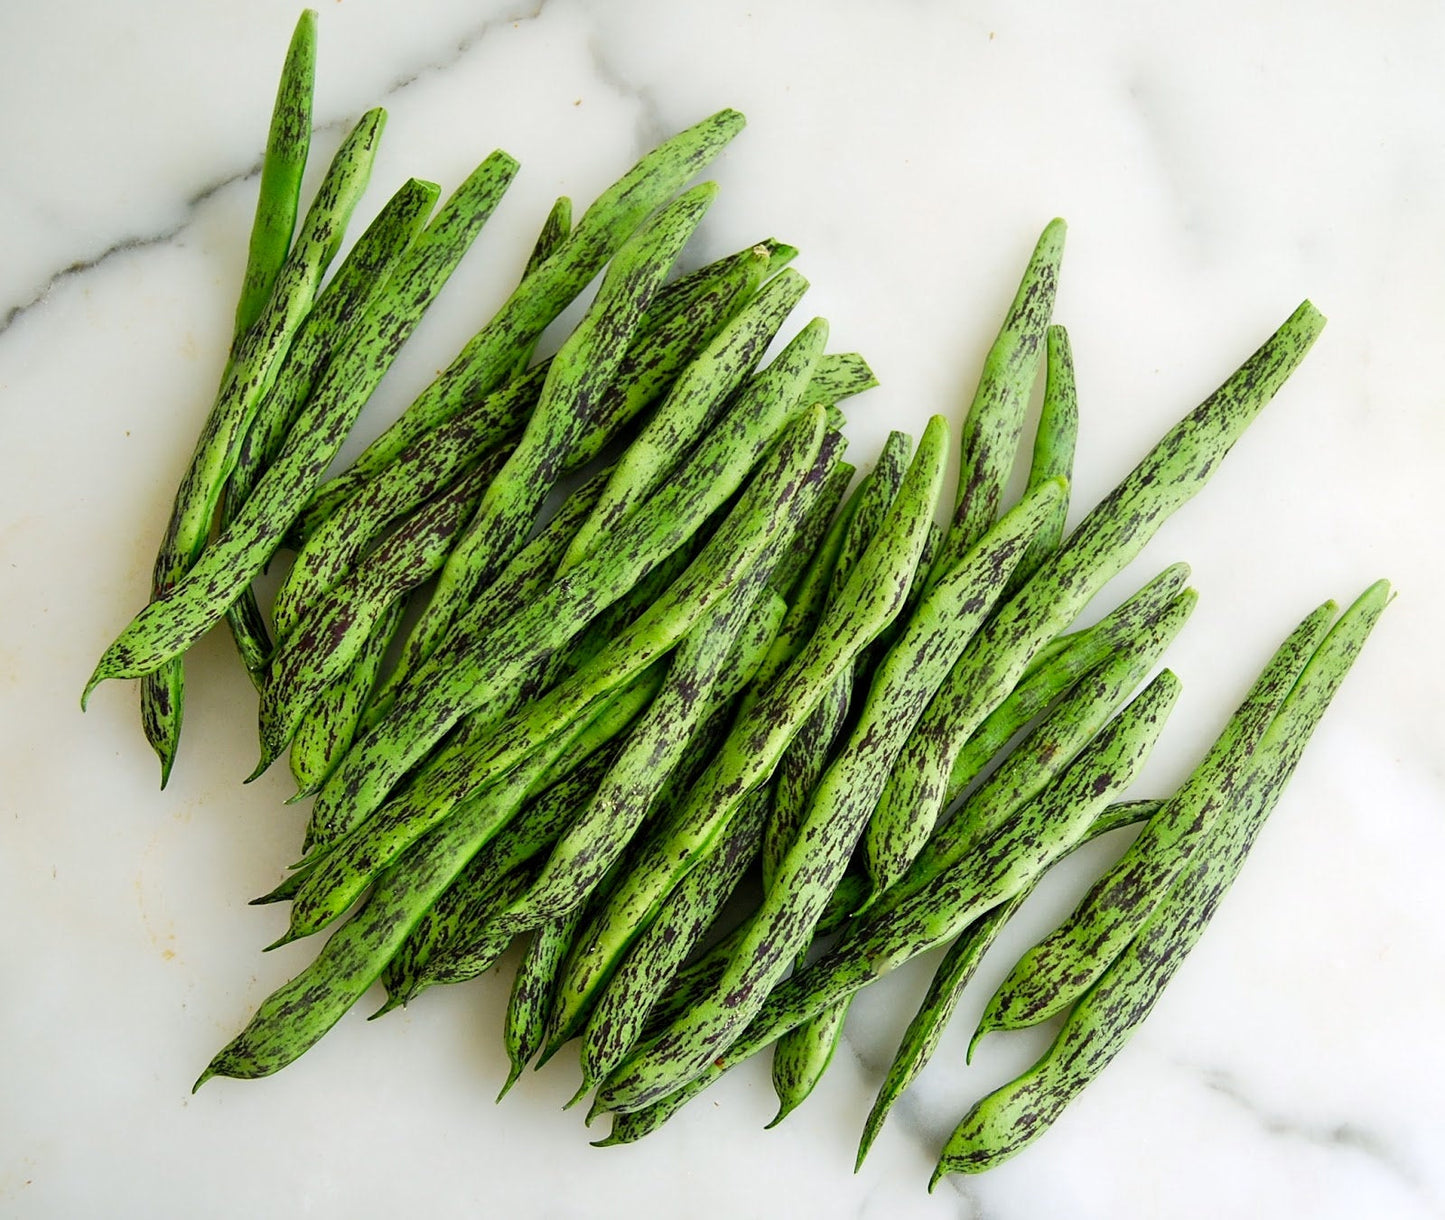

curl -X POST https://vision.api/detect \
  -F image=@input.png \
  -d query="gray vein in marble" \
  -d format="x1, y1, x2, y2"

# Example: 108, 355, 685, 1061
1124, 69, 1209, 257
1198, 1066, 1444, 1216
583, 25, 668, 161
0, 1, 546, 342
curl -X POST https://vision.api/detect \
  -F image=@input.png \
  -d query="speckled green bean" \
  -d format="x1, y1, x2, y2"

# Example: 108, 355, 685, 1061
301, 109, 747, 520
855, 799, 1160, 1167
971, 599, 1339, 1042
577, 786, 770, 1096
500, 908, 585, 1099
307, 330, 832, 849
395, 184, 718, 674
1007, 324, 1078, 594
871, 301, 1326, 895
932, 582, 1388, 1180
929, 219, 1065, 586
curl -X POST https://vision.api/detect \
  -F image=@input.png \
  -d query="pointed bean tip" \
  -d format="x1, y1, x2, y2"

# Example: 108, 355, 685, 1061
191, 1065, 218, 1094
369, 995, 405, 1020
763, 1104, 792, 1131
496, 1065, 523, 1103
564, 1078, 593, 1112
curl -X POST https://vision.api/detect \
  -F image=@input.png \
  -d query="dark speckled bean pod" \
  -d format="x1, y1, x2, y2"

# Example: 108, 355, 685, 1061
578, 786, 770, 1096
932, 582, 1388, 1181
307, 331, 831, 849
763, 430, 912, 892
767, 460, 853, 604
501, 909, 586, 1099
302, 109, 747, 521
597, 457, 1060, 1113
595, 671, 1180, 1126
287, 596, 406, 796
557, 268, 810, 574
1005, 324, 1078, 596
855, 799, 1161, 1168
252, 457, 500, 779
133, 105, 387, 781
397, 183, 719, 676
971, 599, 1338, 1042
871, 302, 1327, 898
767, 992, 850, 1129
929, 219, 1065, 587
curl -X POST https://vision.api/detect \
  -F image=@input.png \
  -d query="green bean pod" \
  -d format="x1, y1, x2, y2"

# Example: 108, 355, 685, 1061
500, 909, 585, 1099
358, 462, 613, 736
595, 670, 1180, 1127
557, 268, 811, 574
947, 562, 1191, 797
287, 595, 406, 795
562, 421, 947, 1065
971, 599, 1339, 1041
929, 218, 1065, 585
254, 455, 502, 776
577, 787, 770, 1096
302, 109, 747, 515
932, 582, 1389, 1180
396, 183, 719, 671
763, 430, 912, 891
133, 107, 387, 780
804, 352, 879, 409
855, 799, 1161, 1167
597, 465, 1062, 1113
1007, 323, 1078, 594
306, 329, 831, 848
871, 301, 1326, 893
233, 10, 317, 341
768, 994, 851, 1129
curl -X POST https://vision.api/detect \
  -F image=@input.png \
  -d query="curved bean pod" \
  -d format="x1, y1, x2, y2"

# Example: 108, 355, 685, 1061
855, 799, 1161, 1168
1007, 323, 1078, 594
561, 420, 947, 1064
302, 109, 747, 515
932, 582, 1389, 1181
929, 218, 1065, 585
871, 301, 1326, 894
971, 599, 1338, 1041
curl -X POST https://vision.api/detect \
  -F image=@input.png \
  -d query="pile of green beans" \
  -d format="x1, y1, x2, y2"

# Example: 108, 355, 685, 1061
82, 7, 1390, 1196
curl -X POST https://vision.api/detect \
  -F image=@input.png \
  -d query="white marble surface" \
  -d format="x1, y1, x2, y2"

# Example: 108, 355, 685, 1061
3, 1, 1443, 1216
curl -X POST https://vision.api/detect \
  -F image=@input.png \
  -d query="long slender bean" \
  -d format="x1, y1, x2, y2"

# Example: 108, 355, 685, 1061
971, 599, 1338, 1039
870, 302, 1325, 892
928, 219, 1065, 586
301, 109, 747, 519
559, 419, 946, 1060
932, 582, 1388, 1180
500, 909, 585, 1099
855, 799, 1160, 1168
1007, 323, 1078, 593
306, 329, 832, 848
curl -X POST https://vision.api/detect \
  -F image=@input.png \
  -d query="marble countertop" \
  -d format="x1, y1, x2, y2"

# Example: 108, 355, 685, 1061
3, 2, 1442, 1216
